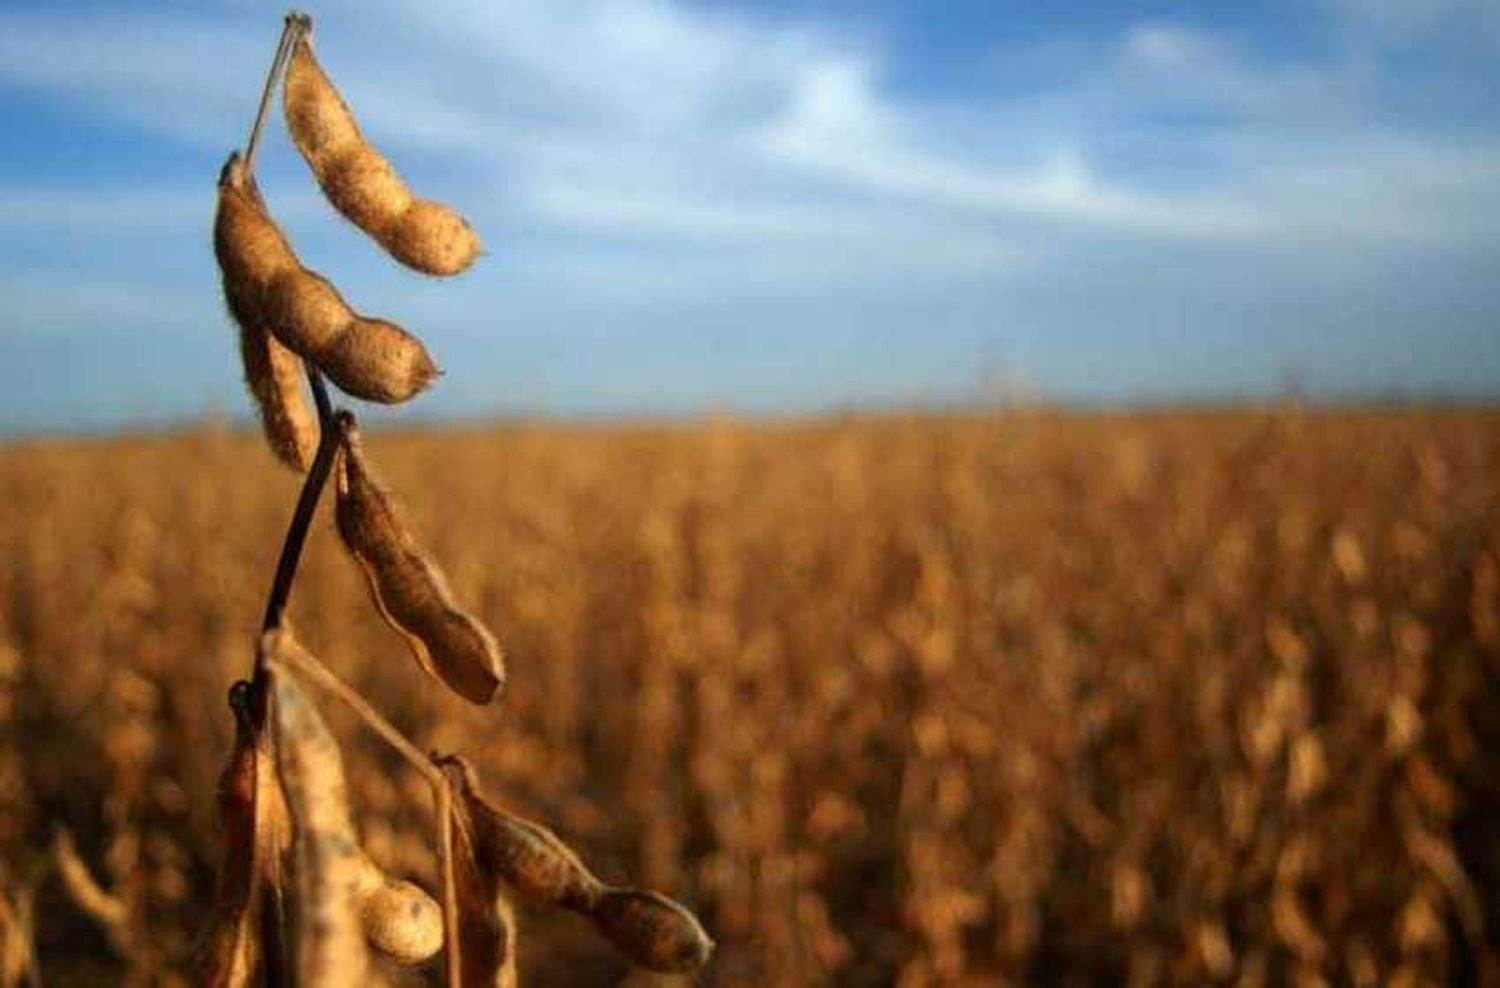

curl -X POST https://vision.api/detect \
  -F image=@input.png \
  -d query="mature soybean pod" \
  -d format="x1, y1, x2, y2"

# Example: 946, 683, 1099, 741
284, 31, 481, 276
214, 152, 438, 404
334, 423, 505, 704
196, 684, 262, 988
268, 654, 371, 988
215, 166, 318, 470
443, 756, 715, 975
449, 757, 604, 910
238, 322, 318, 471
592, 888, 717, 975
263, 629, 444, 967
440, 759, 519, 988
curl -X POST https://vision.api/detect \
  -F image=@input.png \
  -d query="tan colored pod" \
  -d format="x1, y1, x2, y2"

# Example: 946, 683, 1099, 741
262, 629, 446, 966
284, 31, 481, 276
213, 157, 318, 470
334, 423, 505, 704
238, 324, 318, 471
197, 680, 291, 987
214, 152, 438, 404
440, 759, 519, 987
443, 756, 715, 976
267, 650, 371, 988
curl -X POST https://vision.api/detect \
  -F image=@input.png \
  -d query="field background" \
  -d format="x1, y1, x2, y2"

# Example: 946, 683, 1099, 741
1, 407, 1498, 986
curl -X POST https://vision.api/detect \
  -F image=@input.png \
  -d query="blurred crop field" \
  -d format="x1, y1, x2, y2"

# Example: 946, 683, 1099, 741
1, 406, 1499, 986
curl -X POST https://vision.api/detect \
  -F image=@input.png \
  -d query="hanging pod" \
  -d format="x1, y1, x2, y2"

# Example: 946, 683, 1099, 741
284, 26, 482, 276
334, 421, 506, 705
214, 152, 439, 405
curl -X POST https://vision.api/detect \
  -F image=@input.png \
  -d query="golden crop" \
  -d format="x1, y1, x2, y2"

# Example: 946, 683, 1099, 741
0, 406, 1495, 985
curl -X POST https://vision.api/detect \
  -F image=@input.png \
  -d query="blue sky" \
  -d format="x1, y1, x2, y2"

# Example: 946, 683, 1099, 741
0, 0, 1497, 433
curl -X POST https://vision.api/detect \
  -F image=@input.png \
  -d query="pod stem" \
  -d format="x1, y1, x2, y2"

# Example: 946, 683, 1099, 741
266, 633, 444, 791
437, 773, 462, 988
243, 12, 304, 175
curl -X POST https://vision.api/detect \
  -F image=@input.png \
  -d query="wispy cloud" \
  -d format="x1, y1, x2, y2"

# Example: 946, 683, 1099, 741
0, 0, 1496, 432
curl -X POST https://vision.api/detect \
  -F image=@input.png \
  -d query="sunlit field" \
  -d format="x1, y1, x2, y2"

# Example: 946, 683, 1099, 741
1, 407, 1497, 986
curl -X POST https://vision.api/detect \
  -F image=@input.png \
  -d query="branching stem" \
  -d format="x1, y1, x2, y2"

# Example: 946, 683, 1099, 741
266, 636, 444, 791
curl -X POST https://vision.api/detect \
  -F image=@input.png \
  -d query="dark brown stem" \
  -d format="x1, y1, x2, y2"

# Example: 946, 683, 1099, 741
242, 17, 316, 983
258, 366, 340, 642
243, 13, 302, 174
253, 366, 339, 987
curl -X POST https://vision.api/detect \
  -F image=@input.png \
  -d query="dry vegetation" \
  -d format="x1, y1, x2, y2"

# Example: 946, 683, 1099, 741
0, 406, 1497, 985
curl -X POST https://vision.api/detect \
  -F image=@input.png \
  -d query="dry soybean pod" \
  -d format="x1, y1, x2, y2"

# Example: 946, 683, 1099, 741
441, 756, 715, 975
334, 420, 505, 704
284, 25, 482, 276
268, 654, 371, 987
216, 162, 319, 470
438, 760, 519, 987
197, 682, 282, 987
265, 630, 444, 974
214, 151, 439, 404
239, 323, 318, 471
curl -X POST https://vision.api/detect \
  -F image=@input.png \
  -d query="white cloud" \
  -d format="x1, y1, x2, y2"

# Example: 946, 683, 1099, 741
0, 0, 1490, 255
1117, 22, 1368, 118
0, 0, 1496, 426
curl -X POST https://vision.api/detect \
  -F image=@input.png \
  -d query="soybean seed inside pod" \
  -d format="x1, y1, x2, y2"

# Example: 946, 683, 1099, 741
442, 756, 715, 975
334, 421, 505, 705
284, 30, 481, 276
214, 152, 438, 404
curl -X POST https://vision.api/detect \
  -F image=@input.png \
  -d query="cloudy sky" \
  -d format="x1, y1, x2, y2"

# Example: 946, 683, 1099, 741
0, 0, 1497, 433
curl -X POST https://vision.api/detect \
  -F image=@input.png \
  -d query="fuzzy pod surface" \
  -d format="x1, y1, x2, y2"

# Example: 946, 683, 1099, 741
334, 424, 505, 704
263, 630, 448, 968
238, 323, 318, 471
268, 652, 372, 988
444, 756, 715, 975
284, 32, 482, 276
214, 152, 438, 404
196, 684, 264, 988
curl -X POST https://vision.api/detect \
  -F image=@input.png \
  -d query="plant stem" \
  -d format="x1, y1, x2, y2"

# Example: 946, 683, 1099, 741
259, 367, 338, 645
253, 364, 333, 985
438, 772, 462, 988
267, 633, 444, 790
243, 13, 302, 174
242, 17, 317, 987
